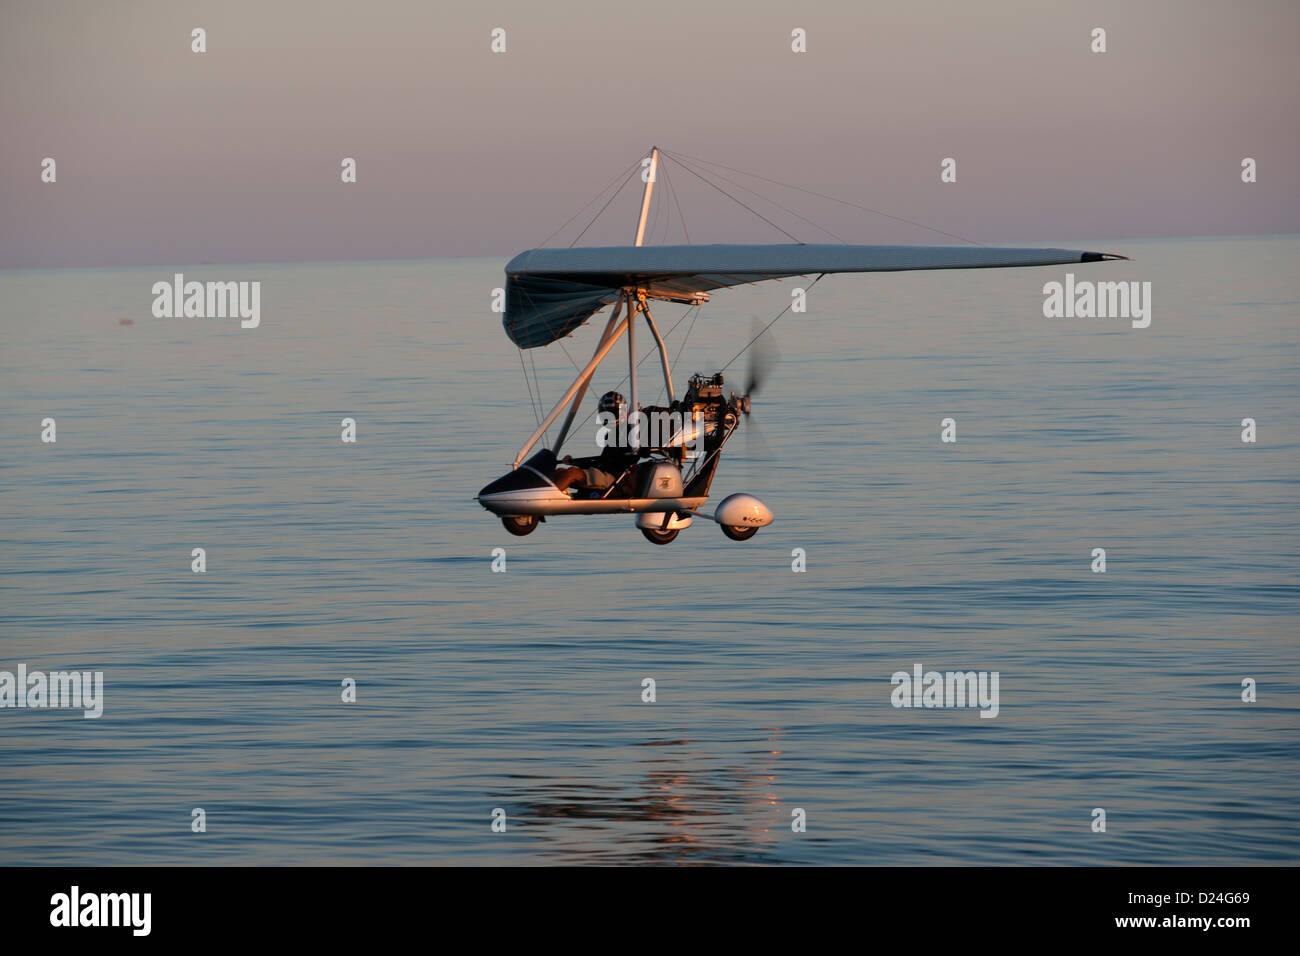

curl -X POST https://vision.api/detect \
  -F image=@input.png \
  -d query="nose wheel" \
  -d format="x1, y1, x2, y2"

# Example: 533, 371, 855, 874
502, 515, 539, 536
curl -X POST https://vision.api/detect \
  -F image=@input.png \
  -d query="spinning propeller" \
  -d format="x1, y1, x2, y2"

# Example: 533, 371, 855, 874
737, 321, 779, 460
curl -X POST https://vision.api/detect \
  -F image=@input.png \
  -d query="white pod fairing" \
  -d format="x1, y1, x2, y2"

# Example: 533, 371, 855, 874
636, 511, 693, 531
713, 493, 774, 529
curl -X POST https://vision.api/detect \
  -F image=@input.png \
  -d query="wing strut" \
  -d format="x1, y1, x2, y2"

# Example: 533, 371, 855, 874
512, 308, 630, 468
553, 299, 623, 454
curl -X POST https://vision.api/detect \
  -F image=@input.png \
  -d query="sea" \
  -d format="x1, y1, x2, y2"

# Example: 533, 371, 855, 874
1, 235, 1297, 864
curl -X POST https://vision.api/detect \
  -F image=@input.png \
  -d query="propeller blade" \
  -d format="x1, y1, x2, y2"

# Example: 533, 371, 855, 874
744, 320, 781, 400
744, 413, 772, 461
739, 322, 777, 463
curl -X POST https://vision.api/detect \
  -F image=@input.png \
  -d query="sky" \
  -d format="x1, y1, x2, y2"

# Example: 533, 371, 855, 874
1, 0, 1297, 268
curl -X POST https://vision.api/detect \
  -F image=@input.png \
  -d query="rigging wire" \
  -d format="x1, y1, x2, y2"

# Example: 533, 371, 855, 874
655, 175, 671, 246
661, 153, 803, 243
553, 339, 580, 371
720, 273, 826, 374
570, 164, 642, 248
662, 147, 985, 247
660, 158, 692, 244
669, 151, 847, 244
515, 346, 542, 427
527, 350, 549, 445
671, 304, 702, 370
535, 156, 643, 249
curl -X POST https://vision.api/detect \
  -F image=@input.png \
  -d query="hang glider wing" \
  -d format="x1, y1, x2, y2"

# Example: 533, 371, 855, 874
503, 243, 1125, 349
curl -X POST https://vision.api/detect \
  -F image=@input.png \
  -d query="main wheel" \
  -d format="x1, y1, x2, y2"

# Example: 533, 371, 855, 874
502, 515, 538, 536
721, 524, 759, 541
640, 527, 679, 545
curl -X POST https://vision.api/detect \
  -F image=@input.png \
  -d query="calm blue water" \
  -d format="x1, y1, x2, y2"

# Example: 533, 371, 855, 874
1, 236, 1297, 864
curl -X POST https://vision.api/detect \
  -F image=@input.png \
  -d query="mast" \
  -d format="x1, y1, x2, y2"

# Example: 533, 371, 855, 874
629, 146, 658, 451
634, 146, 658, 247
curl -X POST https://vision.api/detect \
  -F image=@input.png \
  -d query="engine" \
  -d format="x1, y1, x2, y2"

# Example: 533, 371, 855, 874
680, 372, 741, 454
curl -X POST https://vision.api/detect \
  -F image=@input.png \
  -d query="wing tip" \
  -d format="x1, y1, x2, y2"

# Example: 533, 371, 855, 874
1081, 252, 1131, 262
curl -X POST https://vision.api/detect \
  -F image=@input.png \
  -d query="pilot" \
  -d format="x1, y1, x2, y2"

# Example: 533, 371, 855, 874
553, 390, 644, 495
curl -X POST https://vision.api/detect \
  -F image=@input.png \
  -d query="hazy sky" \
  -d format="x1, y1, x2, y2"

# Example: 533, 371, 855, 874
1, 0, 1297, 268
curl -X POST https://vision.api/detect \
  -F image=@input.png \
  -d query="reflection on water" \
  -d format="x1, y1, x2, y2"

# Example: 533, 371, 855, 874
507, 736, 792, 865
